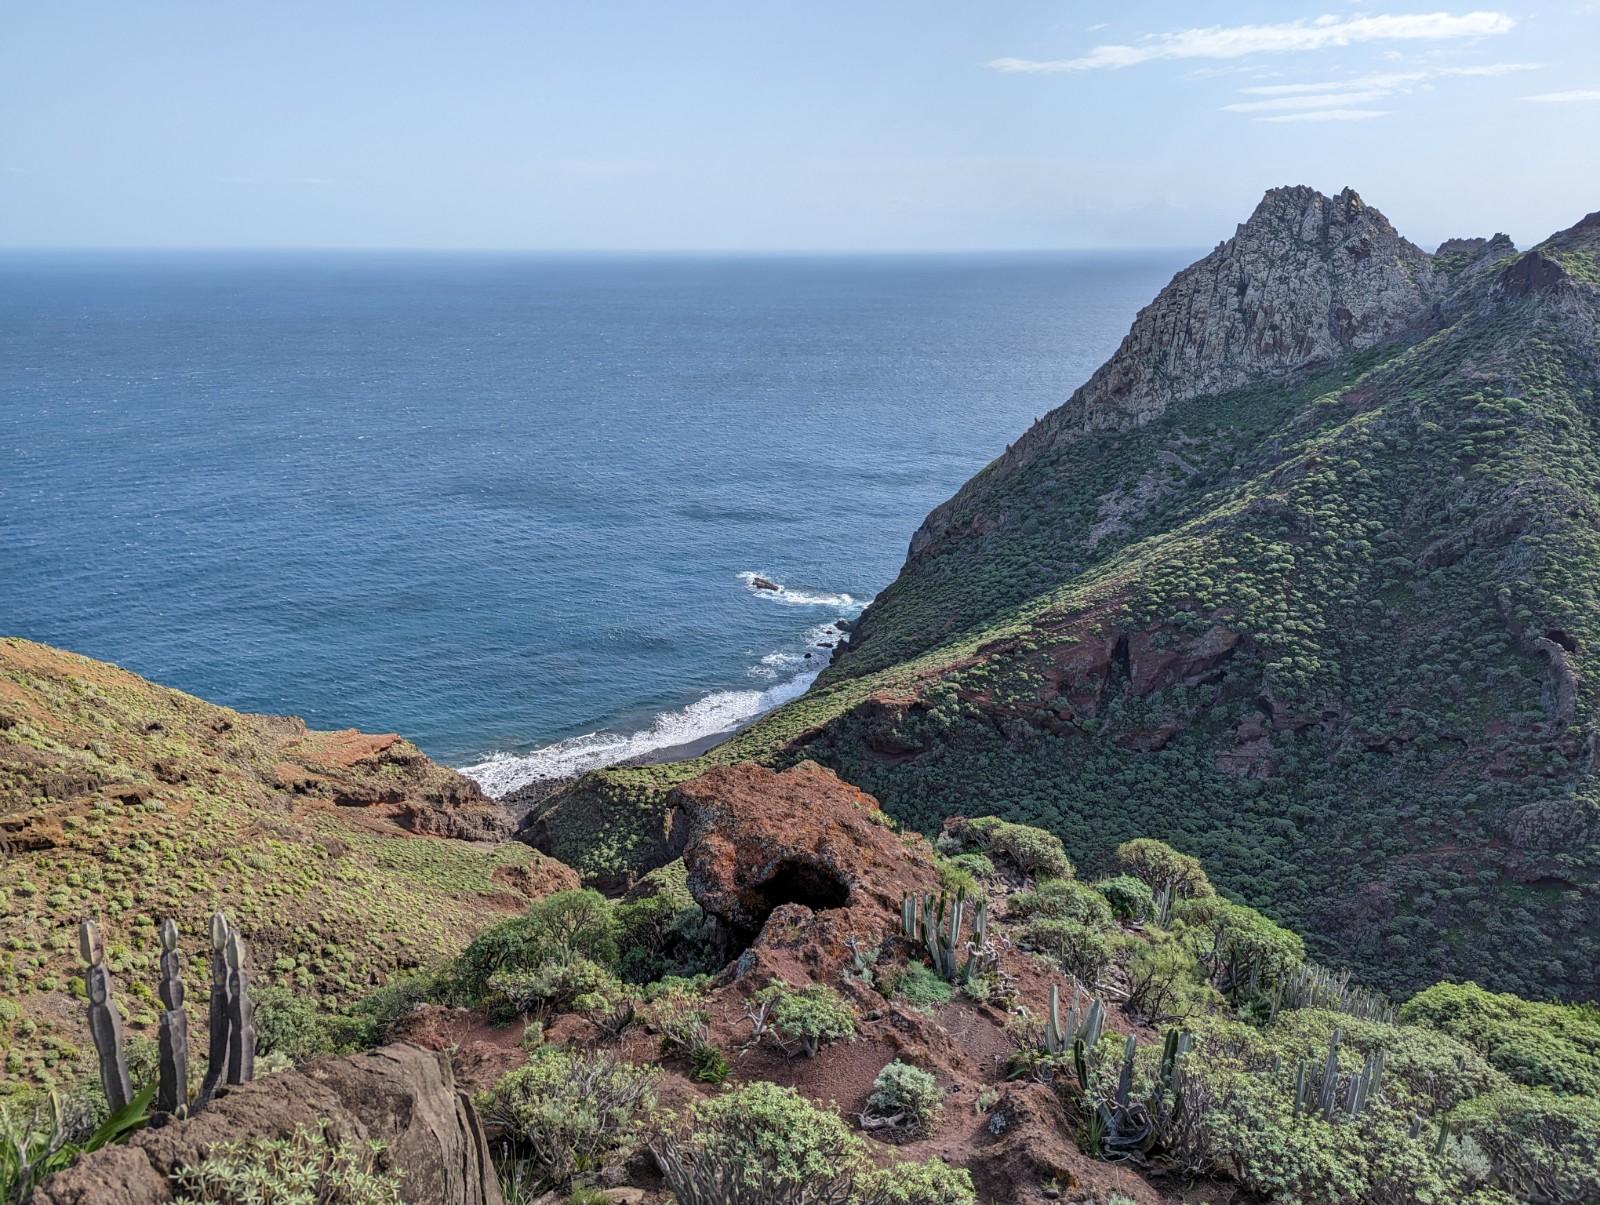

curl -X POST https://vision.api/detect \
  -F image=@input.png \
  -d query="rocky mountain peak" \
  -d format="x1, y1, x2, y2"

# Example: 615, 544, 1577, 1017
912, 185, 1437, 555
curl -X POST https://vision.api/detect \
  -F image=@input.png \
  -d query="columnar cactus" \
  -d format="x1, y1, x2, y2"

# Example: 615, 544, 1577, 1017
157, 918, 190, 1116
224, 930, 255, 1085
197, 912, 234, 1106
78, 920, 132, 1113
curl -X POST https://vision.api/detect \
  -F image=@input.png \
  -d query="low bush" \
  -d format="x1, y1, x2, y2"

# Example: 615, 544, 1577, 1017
1094, 874, 1155, 921
1175, 896, 1304, 999
476, 1047, 657, 1192
251, 985, 343, 1065
652, 1082, 975, 1205
1399, 981, 1600, 1096
1113, 839, 1213, 899
856, 1158, 978, 1204
1123, 933, 1215, 1023
171, 1121, 401, 1204
862, 1060, 943, 1135
760, 983, 856, 1058
892, 963, 953, 1013
955, 816, 1074, 880
454, 890, 620, 1003
653, 1081, 861, 1204
485, 957, 627, 1023
1450, 1085, 1600, 1204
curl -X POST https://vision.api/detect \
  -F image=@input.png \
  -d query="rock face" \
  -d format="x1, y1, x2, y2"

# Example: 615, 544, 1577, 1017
912, 186, 1438, 556
668, 761, 938, 979
33, 1044, 503, 1205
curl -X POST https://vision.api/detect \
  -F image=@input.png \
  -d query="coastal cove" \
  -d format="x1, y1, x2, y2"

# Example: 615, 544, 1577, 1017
1, 249, 1186, 786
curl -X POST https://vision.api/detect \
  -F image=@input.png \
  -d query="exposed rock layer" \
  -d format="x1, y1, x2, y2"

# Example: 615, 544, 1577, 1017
33, 1044, 503, 1205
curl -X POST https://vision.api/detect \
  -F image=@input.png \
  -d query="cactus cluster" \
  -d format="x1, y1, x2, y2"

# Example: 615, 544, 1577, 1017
1091, 1027, 1194, 1159
1289, 1026, 1385, 1122
1273, 962, 1395, 1023
1043, 982, 1104, 1076
77, 911, 256, 1120
900, 887, 996, 984
1150, 885, 1173, 928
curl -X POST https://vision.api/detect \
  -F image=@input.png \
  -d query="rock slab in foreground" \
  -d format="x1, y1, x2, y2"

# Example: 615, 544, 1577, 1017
33, 1043, 503, 1205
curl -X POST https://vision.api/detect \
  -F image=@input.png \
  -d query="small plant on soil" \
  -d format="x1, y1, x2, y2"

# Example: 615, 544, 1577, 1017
690, 1043, 730, 1084
860, 1060, 943, 1137
759, 983, 856, 1058
893, 963, 953, 1012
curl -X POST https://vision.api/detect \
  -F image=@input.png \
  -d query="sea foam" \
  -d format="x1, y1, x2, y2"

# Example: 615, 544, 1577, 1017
460, 667, 819, 797
738, 571, 868, 611
460, 573, 867, 797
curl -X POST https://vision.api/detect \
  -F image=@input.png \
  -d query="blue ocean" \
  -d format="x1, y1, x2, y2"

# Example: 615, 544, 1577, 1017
0, 250, 1185, 793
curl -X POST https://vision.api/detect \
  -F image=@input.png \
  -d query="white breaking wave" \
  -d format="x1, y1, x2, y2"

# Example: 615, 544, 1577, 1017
738, 571, 869, 612
459, 669, 819, 798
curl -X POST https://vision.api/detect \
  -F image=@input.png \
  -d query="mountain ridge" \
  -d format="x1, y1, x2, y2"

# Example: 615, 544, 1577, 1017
524, 186, 1600, 1002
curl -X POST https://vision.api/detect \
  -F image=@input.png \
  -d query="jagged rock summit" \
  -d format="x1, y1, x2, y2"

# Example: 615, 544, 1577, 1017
915, 185, 1487, 556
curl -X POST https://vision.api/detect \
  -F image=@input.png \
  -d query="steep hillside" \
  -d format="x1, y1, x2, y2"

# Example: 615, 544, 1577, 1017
0, 637, 574, 1086
523, 189, 1600, 1002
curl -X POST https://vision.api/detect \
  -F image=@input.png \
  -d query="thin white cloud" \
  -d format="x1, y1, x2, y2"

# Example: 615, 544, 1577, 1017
1521, 88, 1600, 101
987, 11, 1515, 73
1224, 89, 1391, 112
1223, 61, 1541, 120
1239, 63, 1536, 95
1260, 108, 1392, 122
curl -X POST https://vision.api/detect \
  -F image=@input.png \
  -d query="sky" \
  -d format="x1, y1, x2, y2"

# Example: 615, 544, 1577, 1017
2, 2, 1597, 251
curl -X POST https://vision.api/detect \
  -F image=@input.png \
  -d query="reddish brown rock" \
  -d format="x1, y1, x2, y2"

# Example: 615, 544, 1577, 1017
33, 1044, 502, 1205
669, 761, 939, 981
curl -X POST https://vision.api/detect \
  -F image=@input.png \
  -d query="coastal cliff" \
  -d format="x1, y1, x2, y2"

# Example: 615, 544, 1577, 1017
525, 188, 1600, 1002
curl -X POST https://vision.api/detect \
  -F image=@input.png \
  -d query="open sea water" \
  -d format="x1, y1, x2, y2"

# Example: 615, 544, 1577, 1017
0, 250, 1185, 793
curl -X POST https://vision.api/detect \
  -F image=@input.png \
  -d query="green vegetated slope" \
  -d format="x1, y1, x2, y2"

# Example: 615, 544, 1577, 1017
527, 200, 1600, 1002
0, 637, 569, 1089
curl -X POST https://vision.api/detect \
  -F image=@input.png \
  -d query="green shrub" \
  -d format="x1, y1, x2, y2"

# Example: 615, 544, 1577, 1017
1009, 878, 1114, 926
454, 890, 620, 1002
639, 979, 710, 1055
171, 1121, 401, 1204
1265, 1008, 1505, 1113
957, 816, 1074, 880
485, 957, 627, 1022
614, 861, 725, 983
344, 971, 442, 1048
1399, 981, 1600, 1096
1176, 896, 1303, 998
945, 852, 995, 881
1094, 874, 1155, 921
863, 1060, 943, 1135
760, 983, 856, 1058
1123, 933, 1215, 1023
690, 1044, 729, 1085
1450, 1086, 1600, 1204
251, 985, 341, 1064
476, 1047, 657, 1192
1113, 838, 1214, 898
892, 963, 953, 1013
1022, 918, 1120, 986
933, 856, 979, 898
856, 1158, 978, 1204
652, 1082, 863, 1204
1009, 879, 1121, 983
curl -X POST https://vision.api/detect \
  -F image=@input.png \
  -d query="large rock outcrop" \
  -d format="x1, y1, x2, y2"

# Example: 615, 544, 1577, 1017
669, 760, 939, 980
33, 1044, 502, 1205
